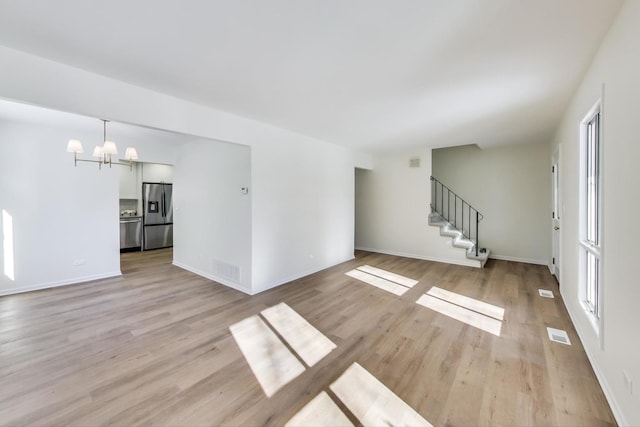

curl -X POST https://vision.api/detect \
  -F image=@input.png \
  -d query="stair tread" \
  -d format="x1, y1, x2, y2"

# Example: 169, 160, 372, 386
428, 212, 489, 268
466, 248, 491, 267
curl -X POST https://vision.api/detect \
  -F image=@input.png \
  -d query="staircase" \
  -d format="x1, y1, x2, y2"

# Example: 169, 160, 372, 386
429, 176, 490, 267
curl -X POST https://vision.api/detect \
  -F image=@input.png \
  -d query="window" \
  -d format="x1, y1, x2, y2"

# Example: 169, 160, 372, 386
580, 103, 602, 324
586, 112, 600, 247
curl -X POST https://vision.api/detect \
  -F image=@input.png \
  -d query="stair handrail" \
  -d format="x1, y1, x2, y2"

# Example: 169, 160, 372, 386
430, 176, 484, 256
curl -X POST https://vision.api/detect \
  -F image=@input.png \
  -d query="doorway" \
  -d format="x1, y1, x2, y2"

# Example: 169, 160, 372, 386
551, 146, 561, 285
119, 161, 175, 272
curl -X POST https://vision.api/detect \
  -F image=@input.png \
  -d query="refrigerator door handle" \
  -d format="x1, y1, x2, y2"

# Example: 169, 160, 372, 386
162, 191, 166, 218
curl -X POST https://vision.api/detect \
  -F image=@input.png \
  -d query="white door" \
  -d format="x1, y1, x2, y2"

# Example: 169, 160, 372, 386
551, 147, 561, 284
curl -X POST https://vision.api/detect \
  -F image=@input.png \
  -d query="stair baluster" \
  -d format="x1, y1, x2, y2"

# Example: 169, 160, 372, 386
429, 176, 484, 257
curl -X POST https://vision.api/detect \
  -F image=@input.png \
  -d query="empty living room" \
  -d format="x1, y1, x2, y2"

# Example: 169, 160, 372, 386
1, 1, 639, 426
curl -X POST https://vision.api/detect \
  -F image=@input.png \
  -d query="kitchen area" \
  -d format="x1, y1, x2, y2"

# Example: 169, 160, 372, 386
119, 161, 174, 253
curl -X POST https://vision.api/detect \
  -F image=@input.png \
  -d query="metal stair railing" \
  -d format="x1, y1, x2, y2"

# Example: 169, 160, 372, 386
430, 176, 484, 257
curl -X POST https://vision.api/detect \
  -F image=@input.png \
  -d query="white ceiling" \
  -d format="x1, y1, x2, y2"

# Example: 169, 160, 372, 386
0, 0, 623, 152
0, 98, 193, 147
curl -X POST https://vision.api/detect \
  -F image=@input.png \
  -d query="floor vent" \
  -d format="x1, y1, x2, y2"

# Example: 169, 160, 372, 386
538, 289, 554, 298
547, 327, 571, 345
213, 259, 241, 283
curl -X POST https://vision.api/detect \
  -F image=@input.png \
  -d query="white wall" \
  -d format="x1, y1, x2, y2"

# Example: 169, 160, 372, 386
252, 139, 355, 293
0, 121, 120, 294
550, 2, 640, 424
0, 45, 357, 293
432, 143, 550, 264
355, 148, 478, 267
0, 115, 185, 295
173, 138, 252, 293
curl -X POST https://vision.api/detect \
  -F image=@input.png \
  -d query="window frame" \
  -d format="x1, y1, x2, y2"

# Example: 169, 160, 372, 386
579, 100, 603, 335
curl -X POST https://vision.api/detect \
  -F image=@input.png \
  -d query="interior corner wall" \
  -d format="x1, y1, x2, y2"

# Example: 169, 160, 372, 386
251, 139, 355, 294
0, 45, 356, 295
432, 142, 550, 264
173, 139, 252, 293
0, 121, 120, 295
355, 149, 477, 267
550, 1, 640, 424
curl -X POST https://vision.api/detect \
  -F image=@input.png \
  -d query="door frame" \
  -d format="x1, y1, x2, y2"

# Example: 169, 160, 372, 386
551, 145, 562, 285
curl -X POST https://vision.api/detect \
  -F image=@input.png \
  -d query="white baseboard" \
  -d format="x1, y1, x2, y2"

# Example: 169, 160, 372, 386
0, 271, 122, 296
251, 256, 355, 295
172, 261, 252, 295
355, 247, 480, 268
174, 256, 356, 296
488, 254, 548, 265
559, 291, 627, 426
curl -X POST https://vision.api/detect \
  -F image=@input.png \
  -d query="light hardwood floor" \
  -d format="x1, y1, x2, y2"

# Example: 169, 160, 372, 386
0, 249, 616, 426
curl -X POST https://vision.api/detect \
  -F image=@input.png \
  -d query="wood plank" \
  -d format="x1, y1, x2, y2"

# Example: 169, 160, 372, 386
260, 302, 336, 367
285, 391, 353, 427
330, 362, 432, 427
229, 315, 305, 397
345, 269, 410, 296
356, 265, 419, 288
0, 249, 616, 426
416, 294, 503, 336
426, 286, 505, 320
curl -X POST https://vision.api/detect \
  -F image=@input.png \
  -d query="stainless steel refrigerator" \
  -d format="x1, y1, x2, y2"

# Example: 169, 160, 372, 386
142, 182, 173, 250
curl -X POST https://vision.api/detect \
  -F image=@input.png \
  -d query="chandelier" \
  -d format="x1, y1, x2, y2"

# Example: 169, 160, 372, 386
66, 119, 138, 170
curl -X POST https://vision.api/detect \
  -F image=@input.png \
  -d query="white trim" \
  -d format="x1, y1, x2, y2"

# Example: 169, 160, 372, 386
579, 240, 602, 257
578, 98, 604, 339
172, 261, 252, 295
251, 257, 355, 295
488, 254, 548, 265
173, 257, 357, 296
551, 144, 562, 282
355, 247, 480, 268
0, 271, 122, 296
560, 291, 626, 426
598, 83, 606, 351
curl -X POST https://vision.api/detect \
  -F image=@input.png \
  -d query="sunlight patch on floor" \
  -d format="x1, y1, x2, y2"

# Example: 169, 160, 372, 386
330, 362, 432, 426
345, 265, 418, 296
285, 391, 354, 427
287, 363, 432, 427
261, 302, 336, 367
416, 287, 504, 336
229, 315, 305, 397
427, 286, 504, 320
230, 303, 336, 397
356, 265, 419, 288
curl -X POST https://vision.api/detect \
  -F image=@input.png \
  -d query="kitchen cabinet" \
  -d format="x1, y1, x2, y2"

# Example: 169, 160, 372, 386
142, 163, 173, 183
118, 161, 141, 199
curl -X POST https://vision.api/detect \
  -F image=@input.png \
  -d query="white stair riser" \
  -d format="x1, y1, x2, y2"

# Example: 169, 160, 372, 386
428, 215, 490, 268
